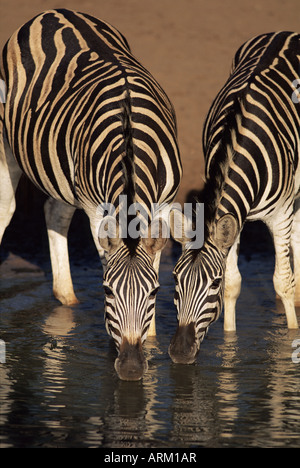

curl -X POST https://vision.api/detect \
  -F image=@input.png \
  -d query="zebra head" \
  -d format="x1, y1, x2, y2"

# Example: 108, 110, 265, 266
169, 213, 238, 364
99, 216, 167, 380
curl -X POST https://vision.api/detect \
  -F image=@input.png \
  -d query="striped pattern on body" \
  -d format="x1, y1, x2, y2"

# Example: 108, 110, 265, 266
2, 9, 181, 216
203, 32, 300, 228
0, 9, 182, 379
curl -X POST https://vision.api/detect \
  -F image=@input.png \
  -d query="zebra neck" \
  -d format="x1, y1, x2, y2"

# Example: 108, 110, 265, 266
203, 124, 257, 237
201, 175, 242, 244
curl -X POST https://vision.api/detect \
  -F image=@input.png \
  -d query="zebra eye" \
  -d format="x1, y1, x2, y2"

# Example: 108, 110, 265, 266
104, 286, 114, 298
211, 278, 222, 289
149, 287, 159, 299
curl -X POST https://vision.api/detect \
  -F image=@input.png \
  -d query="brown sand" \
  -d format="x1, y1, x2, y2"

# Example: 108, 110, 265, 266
1, 0, 300, 203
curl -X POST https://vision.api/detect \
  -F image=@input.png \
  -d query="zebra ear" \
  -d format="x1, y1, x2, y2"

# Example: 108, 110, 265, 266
169, 208, 192, 246
98, 216, 122, 253
214, 214, 238, 250
141, 218, 168, 256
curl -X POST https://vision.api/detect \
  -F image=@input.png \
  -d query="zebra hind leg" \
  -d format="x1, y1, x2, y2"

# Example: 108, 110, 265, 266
0, 127, 22, 244
291, 198, 300, 306
44, 197, 79, 306
268, 211, 299, 329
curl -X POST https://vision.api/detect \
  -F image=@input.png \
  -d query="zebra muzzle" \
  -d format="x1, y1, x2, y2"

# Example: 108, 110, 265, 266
168, 322, 199, 364
114, 337, 148, 381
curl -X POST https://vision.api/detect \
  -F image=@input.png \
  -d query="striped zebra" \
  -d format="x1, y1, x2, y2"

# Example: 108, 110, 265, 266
0, 9, 182, 380
169, 32, 300, 364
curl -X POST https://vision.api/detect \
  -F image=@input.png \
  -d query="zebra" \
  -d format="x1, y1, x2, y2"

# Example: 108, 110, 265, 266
169, 32, 300, 364
0, 9, 182, 380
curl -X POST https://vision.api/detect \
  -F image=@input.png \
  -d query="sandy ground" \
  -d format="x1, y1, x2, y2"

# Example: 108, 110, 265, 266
1, 0, 300, 204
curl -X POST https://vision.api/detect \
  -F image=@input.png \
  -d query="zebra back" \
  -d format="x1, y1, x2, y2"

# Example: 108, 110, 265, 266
1, 9, 181, 218
202, 32, 300, 230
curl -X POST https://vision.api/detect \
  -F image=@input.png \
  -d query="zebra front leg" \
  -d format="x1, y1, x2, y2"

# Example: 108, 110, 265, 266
0, 128, 22, 243
44, 198, 78, 306
291, 198, 300, 306
224, 235, 241, 331
87, 214, 108, 273
269, 214, 298, 329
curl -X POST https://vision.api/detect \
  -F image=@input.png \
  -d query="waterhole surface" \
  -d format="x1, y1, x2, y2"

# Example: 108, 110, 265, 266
1, 210, 300, 448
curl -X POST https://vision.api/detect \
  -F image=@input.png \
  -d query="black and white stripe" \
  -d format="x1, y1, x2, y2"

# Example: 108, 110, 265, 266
103, 243, 159, 346
173, 240, 224, 344
2, 9, 181, 210
170, 32, 300, 364
0, 9, 182, 379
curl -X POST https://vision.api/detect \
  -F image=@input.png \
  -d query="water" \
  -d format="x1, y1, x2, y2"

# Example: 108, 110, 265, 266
1, 209, 300, 449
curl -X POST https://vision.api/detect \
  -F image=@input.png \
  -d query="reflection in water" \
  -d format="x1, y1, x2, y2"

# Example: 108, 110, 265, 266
1, 251, 300, 447
265, 326, 300, 446
42, 306, 76, 394
102, 381, 148, 448
0, 365, 14, 448
167, 333, 240, 447
41, 307, 76, 434
216, 333, 240, 441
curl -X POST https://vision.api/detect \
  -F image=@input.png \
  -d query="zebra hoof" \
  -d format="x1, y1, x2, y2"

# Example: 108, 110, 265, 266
53, 289, 80, 306
115, 337, 148, 381
168, 322, 198, 364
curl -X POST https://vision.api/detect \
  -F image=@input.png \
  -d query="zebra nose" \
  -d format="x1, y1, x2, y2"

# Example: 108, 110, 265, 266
114, 337, 148, 381
168, 322, 198, 364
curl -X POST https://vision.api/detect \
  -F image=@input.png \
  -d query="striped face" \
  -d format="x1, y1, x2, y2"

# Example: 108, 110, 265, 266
176, 242, 224, 333
102, 243, 160, 349
169, 239, 227, 364
170, 211, 239, 364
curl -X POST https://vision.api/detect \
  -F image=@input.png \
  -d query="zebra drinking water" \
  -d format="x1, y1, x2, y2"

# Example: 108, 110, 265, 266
169, 32, 300, 364
0, 9, 182, 380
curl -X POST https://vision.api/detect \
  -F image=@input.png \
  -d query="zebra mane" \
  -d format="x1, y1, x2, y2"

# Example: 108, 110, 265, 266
199, 98, 244, 240
121, 92, 136, 208
120, 91, 140, 254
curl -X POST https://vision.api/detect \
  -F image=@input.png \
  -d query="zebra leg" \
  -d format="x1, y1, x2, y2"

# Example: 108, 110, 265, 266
88, 215, 108, 273
269, 213, 298, 329
224, 235, 241, 331
44, 197, 79, 306
0, 128, 22, 243
291, 198, 300, 306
